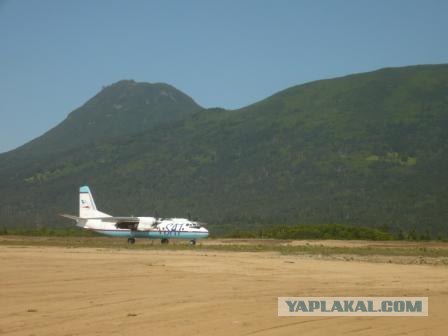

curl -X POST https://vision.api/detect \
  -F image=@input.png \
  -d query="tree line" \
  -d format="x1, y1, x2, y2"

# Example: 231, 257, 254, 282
1, 223, 444, 241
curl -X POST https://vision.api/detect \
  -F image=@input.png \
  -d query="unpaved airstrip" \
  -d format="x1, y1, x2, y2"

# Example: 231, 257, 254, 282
1, 240, 447, 335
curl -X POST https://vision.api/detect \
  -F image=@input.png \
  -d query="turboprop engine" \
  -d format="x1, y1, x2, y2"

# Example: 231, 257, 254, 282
136, 217, 157, 231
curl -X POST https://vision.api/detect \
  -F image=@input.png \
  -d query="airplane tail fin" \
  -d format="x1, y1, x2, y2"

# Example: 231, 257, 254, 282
79, 186, 110, 218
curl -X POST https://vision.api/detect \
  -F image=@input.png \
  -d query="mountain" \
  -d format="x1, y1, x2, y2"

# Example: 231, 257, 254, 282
1, 64, 448, 236
8, 80, 202, 158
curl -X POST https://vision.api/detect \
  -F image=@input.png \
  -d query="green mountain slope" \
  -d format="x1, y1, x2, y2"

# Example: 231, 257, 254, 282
8, 80, 202, 158
1, 64, 447, 236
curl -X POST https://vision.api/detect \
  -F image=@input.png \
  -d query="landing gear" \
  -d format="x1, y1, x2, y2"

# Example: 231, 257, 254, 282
189, 239, 196, 246
127, 237, 136, 244
161, 238, 169, 244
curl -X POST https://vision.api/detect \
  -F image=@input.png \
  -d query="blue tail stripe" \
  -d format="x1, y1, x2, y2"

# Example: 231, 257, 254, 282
80, 186, 91, 193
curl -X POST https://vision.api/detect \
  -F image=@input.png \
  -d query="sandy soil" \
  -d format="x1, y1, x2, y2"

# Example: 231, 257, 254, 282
1, 245, 447, 336
208, 238, 448, 249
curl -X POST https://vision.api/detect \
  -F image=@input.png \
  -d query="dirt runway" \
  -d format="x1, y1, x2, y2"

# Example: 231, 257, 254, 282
1, 245, 447, 335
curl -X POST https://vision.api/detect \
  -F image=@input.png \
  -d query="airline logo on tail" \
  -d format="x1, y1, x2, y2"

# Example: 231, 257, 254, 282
78, 186, 106, 218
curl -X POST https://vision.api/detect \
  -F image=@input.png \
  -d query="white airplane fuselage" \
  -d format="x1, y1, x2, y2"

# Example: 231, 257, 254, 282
80, 217, 209, 240
61, 186, 209, 244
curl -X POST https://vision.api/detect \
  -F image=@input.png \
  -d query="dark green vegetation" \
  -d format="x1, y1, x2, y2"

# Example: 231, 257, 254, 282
1, 65, 448, 237
0, 226, 97, 237
0, 223, 432, 241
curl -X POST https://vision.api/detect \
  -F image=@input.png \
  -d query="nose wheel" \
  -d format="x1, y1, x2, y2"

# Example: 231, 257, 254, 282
189, 239, 196, 245
161, 238, 170, 244
127, 237, 136, 244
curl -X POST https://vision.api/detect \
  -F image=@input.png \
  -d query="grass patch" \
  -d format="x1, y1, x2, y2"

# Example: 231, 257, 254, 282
1, 236, 448, 258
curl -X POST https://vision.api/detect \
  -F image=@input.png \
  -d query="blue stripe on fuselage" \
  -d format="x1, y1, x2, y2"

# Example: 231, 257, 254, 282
90, 229, 208, 239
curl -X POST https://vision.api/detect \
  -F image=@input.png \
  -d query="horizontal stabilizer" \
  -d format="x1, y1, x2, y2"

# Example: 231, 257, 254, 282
59, 214, 82, 221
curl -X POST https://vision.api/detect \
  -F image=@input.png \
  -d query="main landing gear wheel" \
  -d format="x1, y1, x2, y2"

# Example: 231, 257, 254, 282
161, 238, 169, 244
189, 239, 196, 246
127, 237, 136, 244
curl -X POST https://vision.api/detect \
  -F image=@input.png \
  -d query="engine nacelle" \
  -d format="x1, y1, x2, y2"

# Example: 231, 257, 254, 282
136, 217, 157, 231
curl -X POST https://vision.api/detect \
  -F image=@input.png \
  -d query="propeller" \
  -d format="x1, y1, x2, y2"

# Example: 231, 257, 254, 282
187, 211, 207, 227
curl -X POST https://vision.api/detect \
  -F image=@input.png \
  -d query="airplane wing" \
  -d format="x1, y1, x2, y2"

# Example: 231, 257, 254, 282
91, 217, 140, 230
61, 214, 141, 229
94, 217, 140, 224
93, 217, 140, 229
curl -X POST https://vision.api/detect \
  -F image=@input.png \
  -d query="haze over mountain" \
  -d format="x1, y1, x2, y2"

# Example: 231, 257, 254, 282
1, 64, 447, 236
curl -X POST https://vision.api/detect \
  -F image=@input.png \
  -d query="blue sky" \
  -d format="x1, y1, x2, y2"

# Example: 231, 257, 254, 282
1, 0, 447, 153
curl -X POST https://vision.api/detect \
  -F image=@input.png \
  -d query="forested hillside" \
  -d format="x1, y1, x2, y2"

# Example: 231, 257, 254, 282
1, 64, 447, 236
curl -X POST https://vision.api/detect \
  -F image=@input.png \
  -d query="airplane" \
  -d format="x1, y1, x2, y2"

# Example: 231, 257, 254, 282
60, 186, 209, 245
